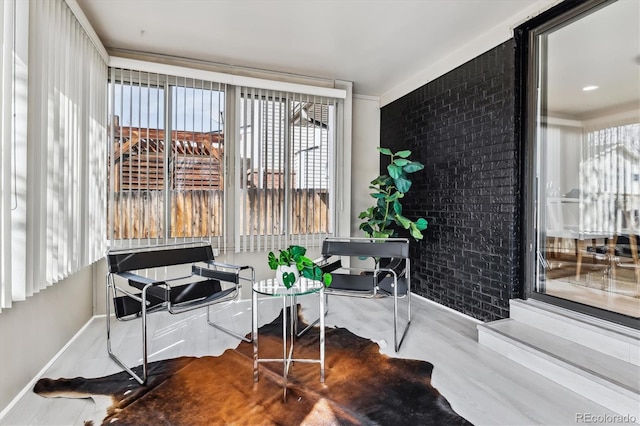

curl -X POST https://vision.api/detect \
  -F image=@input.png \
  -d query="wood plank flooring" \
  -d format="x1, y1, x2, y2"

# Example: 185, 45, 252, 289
0, 295, 619, 425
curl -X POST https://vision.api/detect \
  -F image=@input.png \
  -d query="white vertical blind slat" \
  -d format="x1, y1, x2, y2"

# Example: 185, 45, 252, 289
254, 87, 258, 250
307, 94, 312, 249
46, 0, 58, 286
0, 0, 14, 309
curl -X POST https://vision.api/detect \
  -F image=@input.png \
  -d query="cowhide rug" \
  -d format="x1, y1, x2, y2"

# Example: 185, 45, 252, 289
34, 307, 472, 425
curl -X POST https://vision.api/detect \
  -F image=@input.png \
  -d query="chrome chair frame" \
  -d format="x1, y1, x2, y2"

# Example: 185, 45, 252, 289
106, 243, 254, 385
316, 236, 411, 352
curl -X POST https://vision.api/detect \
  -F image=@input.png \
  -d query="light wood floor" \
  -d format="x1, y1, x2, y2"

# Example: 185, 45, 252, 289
544, 251, 640, 318
544, 257, 640, 317
546, 279, 640, 318
0, 295, 619, 426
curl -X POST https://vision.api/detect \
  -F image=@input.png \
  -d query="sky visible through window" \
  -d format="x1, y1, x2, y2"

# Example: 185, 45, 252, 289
111, 83, 224, 132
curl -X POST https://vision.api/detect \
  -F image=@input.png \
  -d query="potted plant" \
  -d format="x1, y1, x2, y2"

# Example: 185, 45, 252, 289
358, 147, 428, 240
267, 245, 332, 288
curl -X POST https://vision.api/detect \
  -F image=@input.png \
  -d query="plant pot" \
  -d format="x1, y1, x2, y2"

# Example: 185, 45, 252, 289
276, 264, 299, 289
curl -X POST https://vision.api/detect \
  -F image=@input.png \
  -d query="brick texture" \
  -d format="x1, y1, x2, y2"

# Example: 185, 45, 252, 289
379, 40, 520, 321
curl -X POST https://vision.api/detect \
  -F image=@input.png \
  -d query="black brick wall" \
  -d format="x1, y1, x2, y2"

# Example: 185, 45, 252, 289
380, 40, 521, 321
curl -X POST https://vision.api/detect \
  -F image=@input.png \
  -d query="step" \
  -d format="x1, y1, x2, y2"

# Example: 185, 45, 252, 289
478, 319, 640, 417
509, 299, 640, 366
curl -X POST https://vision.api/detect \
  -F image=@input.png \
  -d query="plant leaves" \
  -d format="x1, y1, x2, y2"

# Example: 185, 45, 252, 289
393, 200, 402, 214
382, 175, 394, 185
396, 214, 411, 229
370, 175, 393, 187
270, 245, 334, 286
403, 162, 424, 173
415, 217, 428, 230
267, 252, 278, 270
409, 223, 424, 240
279, 250, 291, 265
322, 273, 332, 287
313, 266, 323, 280
387, 192, 402, 201
373, 230, 393, 238
360, 223, 374, 237
289, 245, 306, 258
358, 207, 374, 219
394, 176, 412, 193
360, 147, 427, 242
387, 164, 402, 179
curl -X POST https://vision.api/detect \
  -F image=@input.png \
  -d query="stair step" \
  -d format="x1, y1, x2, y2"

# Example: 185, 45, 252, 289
509, 299, 640, 365
478, 319, 639, 416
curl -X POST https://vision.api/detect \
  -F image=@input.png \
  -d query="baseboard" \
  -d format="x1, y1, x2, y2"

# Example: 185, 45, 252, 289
0, 315, 100, 421
411, 293, 484, 325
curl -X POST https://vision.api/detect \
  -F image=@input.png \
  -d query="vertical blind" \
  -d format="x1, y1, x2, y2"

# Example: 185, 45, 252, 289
0, 0, 107, 310
108, 69, 340, 253
0, 0, 18, 309
581, 122, 640, 235
108, 69, 226, 250
236, 87, 336, 252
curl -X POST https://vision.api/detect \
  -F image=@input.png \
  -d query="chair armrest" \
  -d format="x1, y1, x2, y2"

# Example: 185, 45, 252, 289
113, 271, 171, 301
315, 256, 342, 274
330, 266, 395, 282
204, 259, 253, 271
117, 271, 166, 287
192, 265, 241, 284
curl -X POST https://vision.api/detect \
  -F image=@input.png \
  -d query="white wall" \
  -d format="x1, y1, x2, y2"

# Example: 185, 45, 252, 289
351, 95, 381, 236
0, 264, 94, 413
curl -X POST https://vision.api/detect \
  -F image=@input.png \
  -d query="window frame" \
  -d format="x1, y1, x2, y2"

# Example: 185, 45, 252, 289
517, 0, 639, 328
107, 62, 347, 253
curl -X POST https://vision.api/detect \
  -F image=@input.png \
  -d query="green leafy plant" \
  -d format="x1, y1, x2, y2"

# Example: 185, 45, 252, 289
358, 147, 428, 240
267, 245, 332, 287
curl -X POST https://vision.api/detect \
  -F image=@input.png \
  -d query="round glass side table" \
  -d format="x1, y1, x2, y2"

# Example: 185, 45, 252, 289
252, 277, 325, 402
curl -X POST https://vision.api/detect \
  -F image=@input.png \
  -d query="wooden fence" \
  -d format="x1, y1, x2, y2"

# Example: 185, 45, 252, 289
110, 189, 329, 239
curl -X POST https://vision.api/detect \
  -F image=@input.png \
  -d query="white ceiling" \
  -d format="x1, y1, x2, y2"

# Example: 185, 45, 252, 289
75, 0, 548, 98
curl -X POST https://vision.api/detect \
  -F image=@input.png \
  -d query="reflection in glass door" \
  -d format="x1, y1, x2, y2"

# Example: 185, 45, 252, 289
532, 0, 640, 320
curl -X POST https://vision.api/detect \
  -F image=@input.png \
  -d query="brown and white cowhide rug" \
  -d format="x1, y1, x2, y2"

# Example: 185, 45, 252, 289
34, 307, 472, 425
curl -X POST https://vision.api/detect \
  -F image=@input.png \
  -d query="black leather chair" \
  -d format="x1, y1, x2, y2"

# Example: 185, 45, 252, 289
106, 243, 254, 384
317, 237, 411, 352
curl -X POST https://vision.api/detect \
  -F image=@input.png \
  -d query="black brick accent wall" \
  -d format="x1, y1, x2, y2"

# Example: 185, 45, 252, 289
380, 40, 520, 321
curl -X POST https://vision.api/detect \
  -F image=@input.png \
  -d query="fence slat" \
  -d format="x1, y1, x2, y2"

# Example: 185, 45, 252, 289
111, 189, 328, 240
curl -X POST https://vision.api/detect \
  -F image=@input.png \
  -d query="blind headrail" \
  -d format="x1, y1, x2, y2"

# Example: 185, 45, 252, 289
109, 57, 347, 100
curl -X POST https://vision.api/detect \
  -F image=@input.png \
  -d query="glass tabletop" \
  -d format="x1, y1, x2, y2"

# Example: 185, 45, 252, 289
253, 277, 324, 296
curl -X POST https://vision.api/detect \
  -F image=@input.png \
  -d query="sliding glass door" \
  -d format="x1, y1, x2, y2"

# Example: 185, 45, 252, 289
527, 0, 639, 324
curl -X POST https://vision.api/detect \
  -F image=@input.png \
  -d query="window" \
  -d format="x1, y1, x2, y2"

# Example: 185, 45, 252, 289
108, 69, 342, 252
520, 0, 640, 325
108, 70, 225, 248
236, 89, 336, 252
